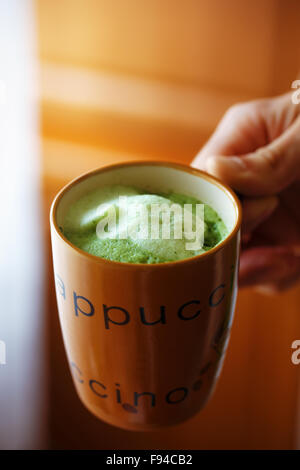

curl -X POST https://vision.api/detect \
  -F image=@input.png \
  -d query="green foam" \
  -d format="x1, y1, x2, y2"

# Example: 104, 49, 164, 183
61, 185, 228, 264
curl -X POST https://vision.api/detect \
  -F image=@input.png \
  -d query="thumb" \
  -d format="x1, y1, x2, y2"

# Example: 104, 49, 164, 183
206, 118, 300, 196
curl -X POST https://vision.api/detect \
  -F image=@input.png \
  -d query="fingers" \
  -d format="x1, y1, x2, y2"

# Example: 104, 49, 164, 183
192, 99, 272, 170
239, 245, 300, 290
241, 196, 279, 234
205, 117, 300, 196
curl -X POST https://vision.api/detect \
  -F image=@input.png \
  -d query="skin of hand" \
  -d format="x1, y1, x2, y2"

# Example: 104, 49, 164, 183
192, 92, 300, 292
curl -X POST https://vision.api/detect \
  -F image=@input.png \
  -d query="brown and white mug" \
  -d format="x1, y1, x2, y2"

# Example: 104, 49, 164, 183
50, 161, 242, 431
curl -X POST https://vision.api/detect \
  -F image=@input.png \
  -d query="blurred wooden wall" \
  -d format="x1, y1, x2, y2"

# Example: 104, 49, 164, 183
35, 0, 300, 449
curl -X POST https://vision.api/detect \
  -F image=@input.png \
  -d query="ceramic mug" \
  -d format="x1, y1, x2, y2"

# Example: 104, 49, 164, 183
50, 161, 241, 431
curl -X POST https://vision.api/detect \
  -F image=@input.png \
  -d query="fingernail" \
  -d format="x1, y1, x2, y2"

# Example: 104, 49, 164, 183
207, 156, 246, 177
254, 285, 279, 296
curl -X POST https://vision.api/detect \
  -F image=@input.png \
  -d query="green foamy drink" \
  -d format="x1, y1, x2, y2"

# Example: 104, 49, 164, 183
61, 185, 228, 264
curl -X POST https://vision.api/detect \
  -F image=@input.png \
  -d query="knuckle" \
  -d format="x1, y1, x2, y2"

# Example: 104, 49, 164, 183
224, 102, 248, 118
224, 98, 269, 120
250, 97, 270, 112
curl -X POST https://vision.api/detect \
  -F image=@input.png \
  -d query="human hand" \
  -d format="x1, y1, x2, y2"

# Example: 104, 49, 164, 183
192, 92, 300, 292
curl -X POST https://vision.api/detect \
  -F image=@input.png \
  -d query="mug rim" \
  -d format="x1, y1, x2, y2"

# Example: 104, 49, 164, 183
50, 160, 242, 269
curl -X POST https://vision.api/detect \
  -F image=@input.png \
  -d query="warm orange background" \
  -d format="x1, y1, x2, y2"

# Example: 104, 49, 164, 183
36, 0, 300, 449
